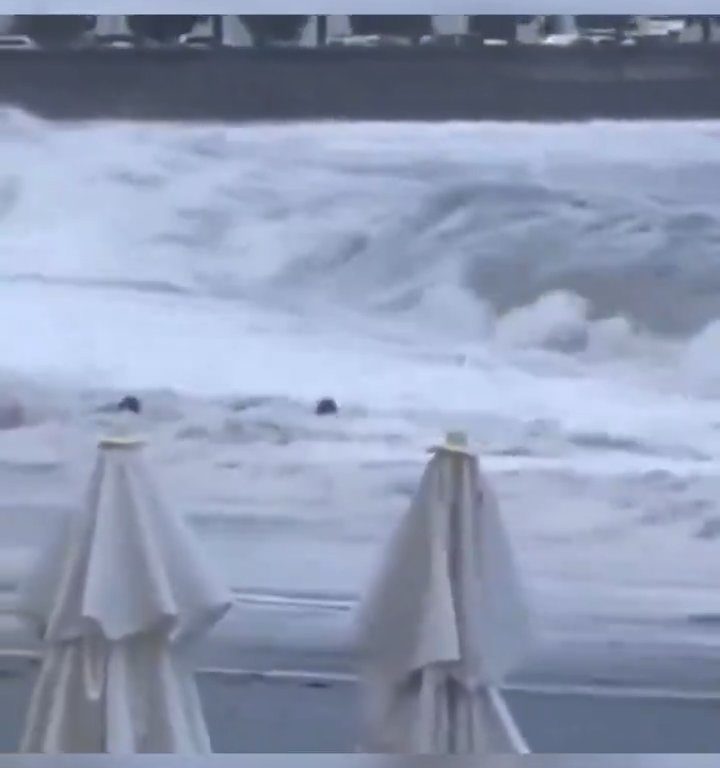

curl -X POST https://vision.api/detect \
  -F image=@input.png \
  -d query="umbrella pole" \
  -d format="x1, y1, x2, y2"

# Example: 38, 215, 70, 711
488, 686, 531, 754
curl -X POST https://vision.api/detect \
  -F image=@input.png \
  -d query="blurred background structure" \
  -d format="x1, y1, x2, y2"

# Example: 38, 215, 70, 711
0, 14, 718, 49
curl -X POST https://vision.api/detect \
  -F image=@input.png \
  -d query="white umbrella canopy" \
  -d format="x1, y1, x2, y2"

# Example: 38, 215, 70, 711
356, 432, 534, 754
17, 436, 233, 754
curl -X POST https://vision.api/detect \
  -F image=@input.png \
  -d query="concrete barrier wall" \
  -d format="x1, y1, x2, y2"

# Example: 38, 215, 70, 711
1, 45, 720, 122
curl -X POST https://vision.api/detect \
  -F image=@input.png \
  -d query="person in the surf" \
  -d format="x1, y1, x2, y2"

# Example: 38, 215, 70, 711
117, 395, 141, 414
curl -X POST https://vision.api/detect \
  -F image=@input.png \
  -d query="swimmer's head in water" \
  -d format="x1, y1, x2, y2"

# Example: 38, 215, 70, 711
117, 395, 141, 414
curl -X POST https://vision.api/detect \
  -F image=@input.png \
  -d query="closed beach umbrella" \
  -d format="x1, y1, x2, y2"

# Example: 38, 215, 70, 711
17, 436, 232, 754
356, 432, 533, 753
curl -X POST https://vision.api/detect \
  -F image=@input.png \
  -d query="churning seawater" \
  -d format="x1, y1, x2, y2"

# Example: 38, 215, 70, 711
1, 111, 720, 649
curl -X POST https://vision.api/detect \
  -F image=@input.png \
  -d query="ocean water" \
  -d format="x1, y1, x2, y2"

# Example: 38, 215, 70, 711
1, 110, 720, 653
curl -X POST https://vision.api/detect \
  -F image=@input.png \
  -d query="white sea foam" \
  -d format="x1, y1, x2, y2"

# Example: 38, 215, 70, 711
1, 111, 720, 649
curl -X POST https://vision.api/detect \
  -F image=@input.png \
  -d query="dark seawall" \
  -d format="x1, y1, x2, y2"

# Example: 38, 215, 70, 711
2, 44, 720, 122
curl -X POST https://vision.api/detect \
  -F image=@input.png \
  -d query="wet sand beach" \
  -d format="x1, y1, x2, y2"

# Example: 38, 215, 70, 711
2, 644, 720, 753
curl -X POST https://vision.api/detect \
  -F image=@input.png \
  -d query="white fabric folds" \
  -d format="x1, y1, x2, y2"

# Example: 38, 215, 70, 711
18, 437, 232, 754
356, 445, 533, 753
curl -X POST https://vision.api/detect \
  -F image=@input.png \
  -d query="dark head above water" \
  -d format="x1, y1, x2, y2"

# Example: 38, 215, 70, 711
118, 395, 141, 414
315, 397, 338, 416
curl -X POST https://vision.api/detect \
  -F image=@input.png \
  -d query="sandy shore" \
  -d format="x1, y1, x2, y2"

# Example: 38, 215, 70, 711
0, 656, 358, 754
4, 646, 720, 753
4, 593, 720, 753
